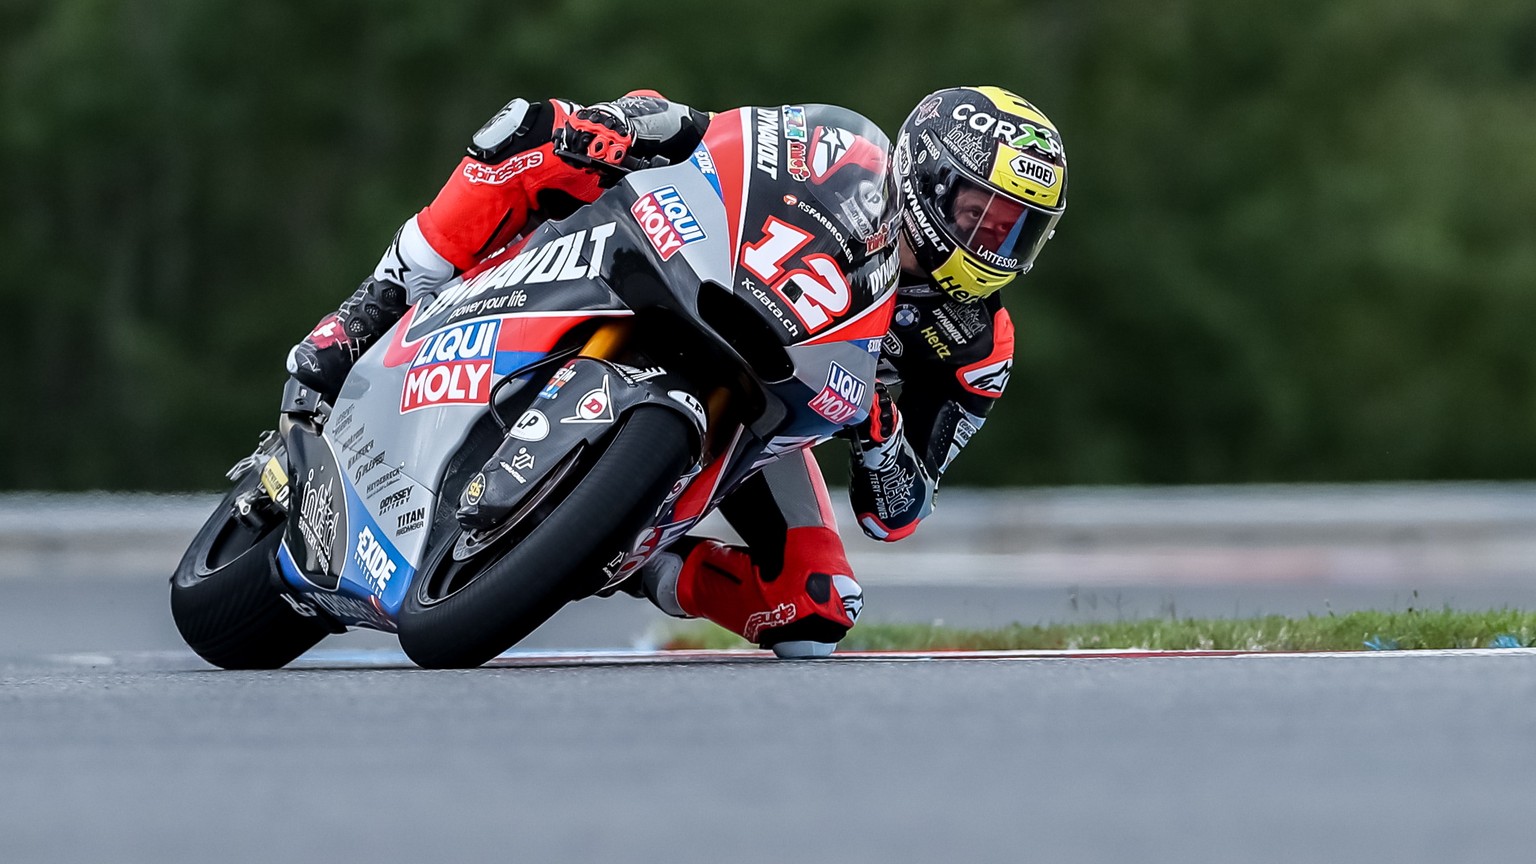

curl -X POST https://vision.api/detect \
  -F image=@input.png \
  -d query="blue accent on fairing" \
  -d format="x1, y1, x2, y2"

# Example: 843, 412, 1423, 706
277, 476, 416, 629
277, 540, 305, 591
689, 145, 724, 201
336, 477, 414, 616
493, 350, 546, 377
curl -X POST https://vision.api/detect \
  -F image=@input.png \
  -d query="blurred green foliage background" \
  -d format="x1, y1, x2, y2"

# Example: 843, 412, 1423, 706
3, 0, 1534, 490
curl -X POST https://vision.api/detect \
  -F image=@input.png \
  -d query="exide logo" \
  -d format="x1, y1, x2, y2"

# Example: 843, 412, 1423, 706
807, 362, 867, 425
400, 320, 498, 413
631, 185, 706, 261
353, 526, 398, 596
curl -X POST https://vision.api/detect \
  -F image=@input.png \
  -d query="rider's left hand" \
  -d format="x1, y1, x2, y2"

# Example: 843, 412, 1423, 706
554, 104, 634, 177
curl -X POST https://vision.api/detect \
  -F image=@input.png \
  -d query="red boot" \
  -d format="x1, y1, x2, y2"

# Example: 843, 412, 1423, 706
643, 530, 863, 658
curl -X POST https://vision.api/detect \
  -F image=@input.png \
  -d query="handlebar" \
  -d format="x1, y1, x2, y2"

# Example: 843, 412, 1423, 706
553, 148, 670, 179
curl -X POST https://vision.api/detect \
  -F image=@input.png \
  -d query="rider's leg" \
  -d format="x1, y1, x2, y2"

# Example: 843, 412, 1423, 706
641, 450, 863, 658
285, 216, 454, 402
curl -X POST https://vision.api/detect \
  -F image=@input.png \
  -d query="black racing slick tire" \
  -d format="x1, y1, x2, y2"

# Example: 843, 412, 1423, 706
397, 406, 692, 669
170, 478, 331, 669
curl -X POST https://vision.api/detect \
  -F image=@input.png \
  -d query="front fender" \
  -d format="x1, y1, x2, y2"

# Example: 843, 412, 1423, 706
469, 358, 705, 517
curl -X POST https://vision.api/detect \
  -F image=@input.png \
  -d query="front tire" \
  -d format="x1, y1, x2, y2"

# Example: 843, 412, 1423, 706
397, 406, 692, 668
170, 477, 331, 669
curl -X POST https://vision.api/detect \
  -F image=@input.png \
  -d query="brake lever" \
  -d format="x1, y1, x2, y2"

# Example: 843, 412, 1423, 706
554, 148, 667, 179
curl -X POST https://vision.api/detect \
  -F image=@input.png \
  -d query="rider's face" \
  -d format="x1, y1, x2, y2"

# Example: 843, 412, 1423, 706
950, 185, 1026, 253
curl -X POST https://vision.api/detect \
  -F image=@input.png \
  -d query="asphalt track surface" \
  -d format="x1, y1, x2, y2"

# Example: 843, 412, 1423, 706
4, 571, 1536, 863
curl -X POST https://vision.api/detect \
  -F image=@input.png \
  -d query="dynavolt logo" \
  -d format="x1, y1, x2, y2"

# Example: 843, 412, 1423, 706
400, 320, 499, 412
631, 185, 706, 261
808, 362, 867, 425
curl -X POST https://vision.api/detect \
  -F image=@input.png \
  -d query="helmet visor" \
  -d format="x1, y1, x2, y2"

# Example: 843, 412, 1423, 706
940, 174, 1056, 272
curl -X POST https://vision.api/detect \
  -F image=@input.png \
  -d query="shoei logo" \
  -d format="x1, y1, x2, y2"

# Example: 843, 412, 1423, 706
401, 320, 499, 413
1010, 152, 1058, 186
808, 362, 866, 425
631, 185, 706, 261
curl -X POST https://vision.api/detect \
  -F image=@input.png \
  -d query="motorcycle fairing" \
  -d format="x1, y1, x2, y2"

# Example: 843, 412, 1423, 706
460, 356, 707, 524
271, 104, 902, 633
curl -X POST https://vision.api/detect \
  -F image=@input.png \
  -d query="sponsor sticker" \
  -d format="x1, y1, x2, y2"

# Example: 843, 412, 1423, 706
298, 471, 337, 569
667, 390, 707, 430
538, 365, 576, 400
807, 361, 867, 425
400, 320, 499, 413
353, 526, 400, 596
787, 141, 809, 181
689, 144, 723, 200
465, 473, 485, 505
782, 106, 807, 141
810, 127, 853, 180
309, 591, 392, 630
260, 458, 290, 509
960, 358, 1012, 395
396, 507, 426, 534
1010, 152, 1058, 186
631, 185, 706, 261
378, 486, 412, 514
418, 224, 616, 320
561, 376, 614, 425
914, 94, 943, 125
462, 150, 544, 185
508, 408, 550, 442
744, 602, 798, 642
754, 108, 780, 179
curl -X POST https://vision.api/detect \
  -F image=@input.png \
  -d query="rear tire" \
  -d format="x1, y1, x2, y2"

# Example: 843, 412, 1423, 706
170, 477, 331, 669
398, 406, 692, 668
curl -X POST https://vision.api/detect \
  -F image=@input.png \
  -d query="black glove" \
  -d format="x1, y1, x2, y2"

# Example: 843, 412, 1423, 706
846, 383, 935, 541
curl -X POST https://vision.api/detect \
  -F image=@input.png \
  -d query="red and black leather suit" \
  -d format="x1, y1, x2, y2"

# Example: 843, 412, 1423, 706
287, 92, 1013, 656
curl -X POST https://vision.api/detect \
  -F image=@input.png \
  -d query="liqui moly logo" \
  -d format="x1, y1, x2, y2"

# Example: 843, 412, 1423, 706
808, 362, 867, 425
400, 320, 498, 412
631, 185, 706, 261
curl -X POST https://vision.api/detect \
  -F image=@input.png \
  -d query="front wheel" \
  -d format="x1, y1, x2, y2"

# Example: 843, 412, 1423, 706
170, 476, 332, 669
397, 406, 692, 668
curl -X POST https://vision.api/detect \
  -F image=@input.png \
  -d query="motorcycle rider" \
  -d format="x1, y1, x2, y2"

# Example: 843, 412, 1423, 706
286, 86, 1067, 658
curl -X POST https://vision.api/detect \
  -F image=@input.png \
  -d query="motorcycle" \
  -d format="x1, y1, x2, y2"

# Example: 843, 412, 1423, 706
170, 104, 901, 669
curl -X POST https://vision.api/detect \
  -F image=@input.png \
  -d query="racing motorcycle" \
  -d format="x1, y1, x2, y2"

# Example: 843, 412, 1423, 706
170, 104, 901, 669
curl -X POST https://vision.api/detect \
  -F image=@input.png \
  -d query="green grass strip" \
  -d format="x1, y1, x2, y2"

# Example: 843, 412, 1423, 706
663, 608, 1536, 652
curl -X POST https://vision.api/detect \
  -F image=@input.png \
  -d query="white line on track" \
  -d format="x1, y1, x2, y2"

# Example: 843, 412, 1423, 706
40, 646, 1536, 669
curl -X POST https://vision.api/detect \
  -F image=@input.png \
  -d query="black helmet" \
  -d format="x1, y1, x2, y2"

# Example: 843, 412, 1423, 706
895, 86, 1067, 302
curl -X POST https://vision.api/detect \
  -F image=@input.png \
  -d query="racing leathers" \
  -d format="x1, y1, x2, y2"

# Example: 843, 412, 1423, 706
284, 93, 1012, 657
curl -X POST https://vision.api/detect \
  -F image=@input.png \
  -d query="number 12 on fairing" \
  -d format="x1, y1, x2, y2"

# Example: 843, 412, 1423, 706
741, 216, 851, 333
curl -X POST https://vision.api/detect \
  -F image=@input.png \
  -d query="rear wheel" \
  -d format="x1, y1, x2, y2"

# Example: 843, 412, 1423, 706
170, 475, 331, 669
398, 406, 692, 668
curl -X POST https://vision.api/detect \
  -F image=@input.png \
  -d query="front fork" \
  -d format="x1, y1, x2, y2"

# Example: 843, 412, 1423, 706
579, 319, 731, 456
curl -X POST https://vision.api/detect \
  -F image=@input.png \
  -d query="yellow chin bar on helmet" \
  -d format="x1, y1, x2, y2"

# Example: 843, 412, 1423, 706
930, 248, 1019, 303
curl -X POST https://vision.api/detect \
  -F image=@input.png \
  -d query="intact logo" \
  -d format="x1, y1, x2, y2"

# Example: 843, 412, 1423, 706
400, 320, 498, 413
354, 526, 399, 596
808, 362, 867, 425
631, 185, 705, 261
